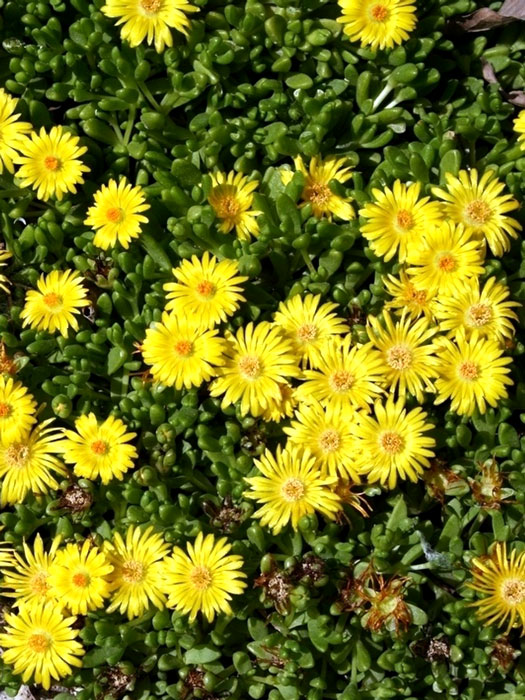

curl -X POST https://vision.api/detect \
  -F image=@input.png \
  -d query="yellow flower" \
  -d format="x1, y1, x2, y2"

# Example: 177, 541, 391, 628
406, 221, 485, 296
0, 249, 12, 293
209, 322, 300, 417
367, 310, 439, 402
514, 110, 525, 151
273, 293, 349, 368
104, 525, 170, 619
208, 171, 261, 241
359, 181, 442, 262
434, 277, 519, 344
260, 382, 298, 423
468, 542, 525, 635
0, 376, 36, 443
0, 420, 66, 505
434, 332, 513, 416
432, 169, 521, 257
162, 532, 247, 622
284, 400, 361, 481
84, 178, 150, 250
295, 335, 385, 412
337, 0, 417, 50
21, 269, 90, 337
0, 88, 32, 174
59, 413, 137, 485
102, 0, 198, 52
163, 252, 247, 329
355, 397, 435, 489
0, 603, 84, 690
48, 541, 113, 615
383, 270, 437, 321
15, 126, 89, 201
1, 533, 61, 608
281, 155, 354, 221
142, 312, 226, 389
244, 445, 341, 534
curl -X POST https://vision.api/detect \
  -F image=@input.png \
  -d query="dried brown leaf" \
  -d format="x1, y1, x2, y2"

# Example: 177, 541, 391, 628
500, 0, 525, 19
481, 59, 499, 84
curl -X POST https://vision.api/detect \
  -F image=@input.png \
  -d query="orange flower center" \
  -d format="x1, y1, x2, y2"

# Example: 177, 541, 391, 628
465, 199, 491, 225
72, 572, 90, 588
379, 431, 404, 454
0, 402, 12, 418
407, 285, 427, 305
190, 565, 213, 590
91, 439, 109, 456
196, 280, 216, 298
319, 428, 341, 453
140, 0, 162, 12
43, 292, 62, 308
44, 155, 61, 171
238, 355, 261, 379
121, 560, 145, 583
305, 182, 331, 208
458, 360, 479, 381
28, 633, 51, 654
371, 4, 389, 21
386, 345, 413, 370
329, 369, 355, 393
281, 477, 305, 502
106, 207, 124, 223
437, 254, 456, 272
30, 572, 50, 596
215, 195, 241, 219
501, 578, 525, 604
174, 340, 193, 357
5, 443, 29, 468
296, 323, 318, 342
466, 303, 492, 328
396, 210, 414, 230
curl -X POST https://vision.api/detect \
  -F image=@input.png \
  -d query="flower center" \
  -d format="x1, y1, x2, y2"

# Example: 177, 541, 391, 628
174, 340, 193, 357
319, 428, 341, 453
329, 369, 355, 393
216, 195, 241, 219
296, 323, 318, 342
437, 254, 456, 272
386, 345, 413, 370
396, 209, 414, 230
379, 431, 404, 454
106, 207, 124, 223
238, 355, 261, 379
28, 632, 51, 654
465, 199, 491, 226
407, 286, 427, 305
0, 402, 12, 418
501, 578, 525, 605
466, 303, 492, 328
43, 292, 62, 308
281, 477, 305, 502
30, 572, 50, 596
44, 155, 61, 171
121, 560, 145, 584
140, 0, 162, 13
305, 182, 331, 208
91, 440, 109, 456
196, 280, 216, 298
72, 572, 90, 588
190, 565, 213, 590
371, 4, 389, 21
5, 443, 29, 469
458, 360, 479, 381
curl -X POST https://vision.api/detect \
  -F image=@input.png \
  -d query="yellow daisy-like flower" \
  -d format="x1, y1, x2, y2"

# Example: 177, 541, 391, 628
142, 312, 226, 389
295, 335, 384, 412
337, 0, 417, 51
21, 269, 90, 337
281, 155, 354, 221
48, 541, 113, 615
0, 89, 32, 174
0, 249, 12, 293
406, 221, 485, 296
208, 171, 261, 241
15, 126, 89, 201
432, 169, 521, 257
273, 293, 349, 368
434, 332, 513, 416
367, 310, 439, 402
284, 400, 360, 481
434, 277, 520, 344
468, 542, 525, 635
383, 270, 437, 321
0, 376, 37, 443
102, 0, 198, 53
355, 397, 436, 489
84, 178, 150, 250
244, 445, 341, 534
0, 603, 84, 690
1, 534, 61, 608
260, 382, 298, 423
0, 420, 66, 505
359, 181, 442, 262
514, 110, 525, 151
59, 413, 137, 485
163, 252, 248, 329
209, 322, 300, 418
162, 532, 247, 623
104, 525, 170, 619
